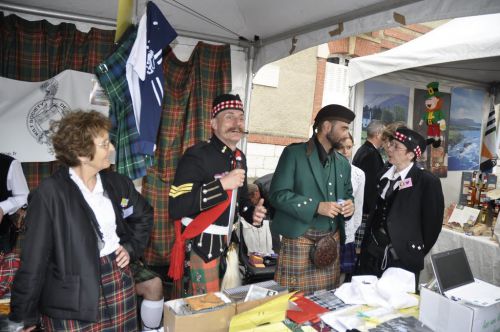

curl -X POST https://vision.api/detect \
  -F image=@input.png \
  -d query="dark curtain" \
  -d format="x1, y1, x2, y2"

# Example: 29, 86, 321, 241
142, 42, 232, 266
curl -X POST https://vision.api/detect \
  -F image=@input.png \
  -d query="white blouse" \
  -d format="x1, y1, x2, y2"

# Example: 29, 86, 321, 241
70, 168, 120, 257
345, 164, 365, 244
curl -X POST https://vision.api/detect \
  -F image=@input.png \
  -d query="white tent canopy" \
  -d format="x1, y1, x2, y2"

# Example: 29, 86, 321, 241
2, 0, 500, 72
348, 13, 500, 87
346, 14, 500, 209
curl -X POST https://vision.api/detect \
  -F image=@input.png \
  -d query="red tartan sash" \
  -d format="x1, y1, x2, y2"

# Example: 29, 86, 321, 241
168, 190, 232, 280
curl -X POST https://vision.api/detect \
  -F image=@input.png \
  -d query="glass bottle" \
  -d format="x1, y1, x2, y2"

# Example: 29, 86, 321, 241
469, 171, 478, 207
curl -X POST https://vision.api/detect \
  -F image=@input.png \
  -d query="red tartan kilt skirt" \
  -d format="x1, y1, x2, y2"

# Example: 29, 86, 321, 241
42, 252, 137, 332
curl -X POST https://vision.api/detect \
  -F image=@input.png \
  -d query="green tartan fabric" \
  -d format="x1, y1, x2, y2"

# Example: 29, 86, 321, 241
129, 260, 160, 284
95, 27, 152, 180
189, 250, 220, 295
142, 42, 232, 266
0, 13, 115, 189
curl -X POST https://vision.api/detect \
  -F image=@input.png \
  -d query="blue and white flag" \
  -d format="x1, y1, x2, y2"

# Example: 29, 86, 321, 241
138, 1, 177, 156
480, 96, 497, 172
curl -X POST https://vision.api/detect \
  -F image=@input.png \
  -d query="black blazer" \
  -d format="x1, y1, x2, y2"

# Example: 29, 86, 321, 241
364, 163, 444, 272
10, 167, 153, 326
352, 141, 384, 215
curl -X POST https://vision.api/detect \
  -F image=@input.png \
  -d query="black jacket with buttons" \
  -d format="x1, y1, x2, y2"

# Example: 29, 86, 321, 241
168, 135, 255, 262
361, 163, 444, 272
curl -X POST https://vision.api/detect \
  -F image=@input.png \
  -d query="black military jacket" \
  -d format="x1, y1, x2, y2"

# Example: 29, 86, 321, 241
169, 135, 255, 261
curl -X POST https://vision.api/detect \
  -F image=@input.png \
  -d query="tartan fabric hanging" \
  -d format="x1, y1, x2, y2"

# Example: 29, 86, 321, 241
0, 13, 115, 189
142, 42, 232, 266
95, 27, 152, 179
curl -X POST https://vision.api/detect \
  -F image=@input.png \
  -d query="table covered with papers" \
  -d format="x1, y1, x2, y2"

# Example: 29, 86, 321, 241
163, 271, 437, 332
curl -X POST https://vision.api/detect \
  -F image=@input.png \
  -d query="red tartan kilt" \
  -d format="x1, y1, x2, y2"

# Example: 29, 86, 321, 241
42, 253, 137, 332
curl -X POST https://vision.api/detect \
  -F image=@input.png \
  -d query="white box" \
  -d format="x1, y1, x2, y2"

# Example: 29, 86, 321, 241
419, 286, 500, 332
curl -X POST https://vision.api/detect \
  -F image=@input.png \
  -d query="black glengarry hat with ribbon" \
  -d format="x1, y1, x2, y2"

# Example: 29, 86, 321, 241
212, 93, 244, 118
313, 104, 355, 129
393, 127, 426, 158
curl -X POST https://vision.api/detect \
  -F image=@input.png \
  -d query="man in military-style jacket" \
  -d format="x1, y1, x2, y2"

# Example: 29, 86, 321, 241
169, 93, 266, 295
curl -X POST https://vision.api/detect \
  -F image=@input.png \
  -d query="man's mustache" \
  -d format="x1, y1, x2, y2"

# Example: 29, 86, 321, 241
226, 127, 249, 134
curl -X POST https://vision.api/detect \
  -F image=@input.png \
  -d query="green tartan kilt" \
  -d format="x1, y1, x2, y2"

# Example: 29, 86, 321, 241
129, 260, 160, 284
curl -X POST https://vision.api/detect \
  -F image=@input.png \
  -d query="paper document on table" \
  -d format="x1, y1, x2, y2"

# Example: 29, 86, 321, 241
229, 292, 291, 332
244, 285, 278, 302
236, 322, 290, 332
448, 205, 480, 226
320, 305, 363, 332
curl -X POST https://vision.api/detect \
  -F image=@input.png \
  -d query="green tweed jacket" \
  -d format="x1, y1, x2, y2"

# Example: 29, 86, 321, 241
269, 138, 353, 243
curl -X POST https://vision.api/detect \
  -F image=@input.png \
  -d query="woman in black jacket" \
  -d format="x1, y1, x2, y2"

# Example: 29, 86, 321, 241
10, 111, 153, 331
356, 127, 444, 291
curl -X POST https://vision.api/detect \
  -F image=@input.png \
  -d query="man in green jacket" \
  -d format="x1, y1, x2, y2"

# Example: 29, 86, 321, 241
270, 104, 355, 293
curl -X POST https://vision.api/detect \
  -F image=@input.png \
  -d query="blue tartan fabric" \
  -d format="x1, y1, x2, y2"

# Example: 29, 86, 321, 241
340, 242, 357, 273
95, 27, 152, 180
354, 217, 367, 250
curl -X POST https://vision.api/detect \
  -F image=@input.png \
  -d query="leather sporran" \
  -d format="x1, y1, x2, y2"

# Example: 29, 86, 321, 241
309, 233, 337, 268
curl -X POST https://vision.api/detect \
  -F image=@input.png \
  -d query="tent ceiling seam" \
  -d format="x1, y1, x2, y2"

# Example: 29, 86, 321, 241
260, 0, 423, 47
159, 0, 242, 39
406, 68, 489, 88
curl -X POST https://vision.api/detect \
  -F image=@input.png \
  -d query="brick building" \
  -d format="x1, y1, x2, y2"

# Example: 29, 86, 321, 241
246, 22, 443, 179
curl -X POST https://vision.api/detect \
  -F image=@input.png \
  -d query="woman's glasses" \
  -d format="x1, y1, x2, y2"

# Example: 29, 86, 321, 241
96, 140, 111, 149
387, 140, 407, 152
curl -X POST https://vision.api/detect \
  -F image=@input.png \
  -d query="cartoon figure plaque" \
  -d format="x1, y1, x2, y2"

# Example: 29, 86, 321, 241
419, 82, 446, 148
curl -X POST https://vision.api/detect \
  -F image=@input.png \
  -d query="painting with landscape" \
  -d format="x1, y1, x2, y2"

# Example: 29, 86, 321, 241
361, 79, 409, 143
447, 87, 485, 170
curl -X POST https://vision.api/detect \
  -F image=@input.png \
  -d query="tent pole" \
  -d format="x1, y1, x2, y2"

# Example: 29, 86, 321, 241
241, 44, 255, 155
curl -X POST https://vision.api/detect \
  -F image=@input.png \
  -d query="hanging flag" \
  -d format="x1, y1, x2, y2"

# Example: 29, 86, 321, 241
137, 1, 178, 156
0, 70, 108, 162
480, 96, 497, 172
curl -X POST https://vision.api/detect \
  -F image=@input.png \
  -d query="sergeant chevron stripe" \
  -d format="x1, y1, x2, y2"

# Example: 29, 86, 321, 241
169, 183, 193, 197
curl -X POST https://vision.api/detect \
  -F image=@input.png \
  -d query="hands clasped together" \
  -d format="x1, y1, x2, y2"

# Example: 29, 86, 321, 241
317, 199, 354, 219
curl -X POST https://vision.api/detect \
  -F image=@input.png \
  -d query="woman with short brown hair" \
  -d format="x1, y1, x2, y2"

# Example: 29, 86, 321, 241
10, 110, 153, 331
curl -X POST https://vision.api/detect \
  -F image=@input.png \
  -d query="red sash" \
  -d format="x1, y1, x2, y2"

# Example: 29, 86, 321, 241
168, 190, 232, 280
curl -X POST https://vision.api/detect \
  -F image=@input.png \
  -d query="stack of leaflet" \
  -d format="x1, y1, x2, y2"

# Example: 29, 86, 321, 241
223, 280, 287, 301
